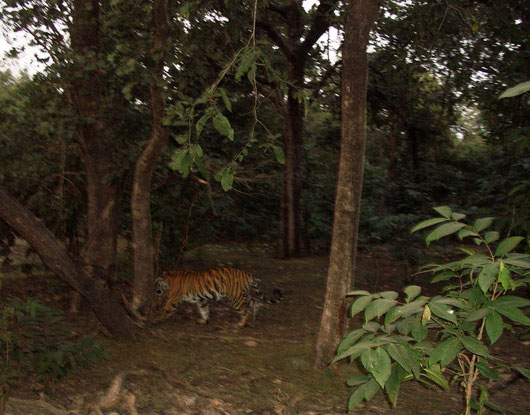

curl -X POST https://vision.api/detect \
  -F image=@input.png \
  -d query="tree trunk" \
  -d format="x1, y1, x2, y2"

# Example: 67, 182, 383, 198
70, 0, 120, 286
130, 0, 170, 315
313, 0, 380, 368
0, 187, 135, 337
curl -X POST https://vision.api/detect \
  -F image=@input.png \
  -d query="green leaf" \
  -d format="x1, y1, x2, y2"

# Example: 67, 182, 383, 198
361, 347, 392, 388
423, 365, 450, 390
379, 291, 399, 300
515, 367, 530, 379
475, 361, 499, 380
346, 374, 371, 386
386, 343, 414, 373
426, 222, 466, 246
235, 49, 256, 81
498, 268, 517, 291
217, 88, 232, 112
410, 217, 448, 234
485, 311, 503, 345
429, 338, 462, 366
495, 237, 525, 257
385, 364, 407, 407
168, 149, 192, 177
429, 302, 457, 324
350, 295, 372, 318
460, 336, 489, 357
337, 329, 366, 354
458, 228, 478, 240
484, 231, 500, 244
195, 113, 211, 136
473, 217, 494, 233
466, 308, 491, 322
493, 295, 530, 308
452, 212, 466, 221
213, 113, 234, 140
478, 262, 500, 294
404, 285, 421, 302
347, 290, 371, 296
433, 206, 452, 218
220, 169, 234, 191
272, 145, 285, 164
365, 299, 397, 322
499, 81, 530, 99
494, 307, 530, 326
347, 377, 380, 410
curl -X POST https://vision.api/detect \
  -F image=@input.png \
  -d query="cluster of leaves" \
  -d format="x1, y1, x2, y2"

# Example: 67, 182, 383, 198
334, 207, 529, 413
0, 297, 108, 398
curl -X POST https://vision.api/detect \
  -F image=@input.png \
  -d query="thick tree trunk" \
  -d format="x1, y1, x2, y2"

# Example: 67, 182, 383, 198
70, 0, 120, 285
130, 0, 170, 314
313, 0, 380, 368
0, 187, 135, 336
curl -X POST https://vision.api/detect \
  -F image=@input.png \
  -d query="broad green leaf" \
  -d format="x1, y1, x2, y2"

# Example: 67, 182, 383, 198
379, 291, 399, 300
473, 217, 494, 233
499, 81, 530, 99
332, 337, 388, 363
385, 364, 407, 407
494, 307, 530, 326
347, 377, 380, 410
404, 285, 421, 302
503, 258, 530, 268
195, 113, 211, 135
410, 217, 448, 234
398, 300, 427, 317
462, 254, 491, 266
484, 231, 500, 244
363, 321, 381, 332
498, 268, 517, 291
426, 222, 466, 246
515, 367, 530, 378
337, 329, 366, 354
365, 299, 397, 322
433, 206, 452, 218
431, 271, 457, 283
429, 302, 457, 324
350, 295, 372, 317
475, 361, 499, 380
485, 310, 503, 344
495, 237, 525, 257
430, 297, 466, 308
452, 212, 466, 221
386, 343, 414, 373
423, 365, 450, 390
461, 336, 489, 357
272, 145, 285, 164
384, 307, 401, 326
493, 295, 530, 308
429, 338, 462, 366
458, 228, 478, 240
213, 113, 234, 140
465, 308, 490, 322
346, 374, 371, 386
217, 88, 232, 112
478, 262, 500, 293
169, 149, 192, 177
347, 290, 372, 296
361, 347, 392, 388
411, 320, 427, 342
220, 169, 234, 191
235, 49, 256, 81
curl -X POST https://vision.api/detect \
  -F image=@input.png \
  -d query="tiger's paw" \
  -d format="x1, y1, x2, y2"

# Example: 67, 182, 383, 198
197, 318, 209, 325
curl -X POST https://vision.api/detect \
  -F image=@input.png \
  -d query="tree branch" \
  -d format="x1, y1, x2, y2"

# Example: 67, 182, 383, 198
299, 0, 339, 58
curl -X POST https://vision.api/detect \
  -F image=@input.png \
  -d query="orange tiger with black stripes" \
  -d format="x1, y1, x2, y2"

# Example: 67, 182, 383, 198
153, 267, 282, 327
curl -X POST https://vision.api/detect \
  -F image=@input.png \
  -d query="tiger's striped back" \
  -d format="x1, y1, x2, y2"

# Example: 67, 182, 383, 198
154, 267, 282, 327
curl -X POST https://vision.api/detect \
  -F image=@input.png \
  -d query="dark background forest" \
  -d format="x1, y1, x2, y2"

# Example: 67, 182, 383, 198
0, 0, 528, 414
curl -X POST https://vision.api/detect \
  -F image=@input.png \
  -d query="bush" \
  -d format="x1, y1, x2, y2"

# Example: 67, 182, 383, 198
334, 206, 530, 414
0, 296, 108, 400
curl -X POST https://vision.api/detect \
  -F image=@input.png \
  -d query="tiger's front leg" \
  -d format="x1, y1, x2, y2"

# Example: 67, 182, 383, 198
154, 301, 178, 323
196, 301, 210, 325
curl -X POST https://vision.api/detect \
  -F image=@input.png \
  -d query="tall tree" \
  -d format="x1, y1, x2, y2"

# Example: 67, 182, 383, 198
130, 0, 171, 315
313, 0, 381, 368
257, 0, 339, 258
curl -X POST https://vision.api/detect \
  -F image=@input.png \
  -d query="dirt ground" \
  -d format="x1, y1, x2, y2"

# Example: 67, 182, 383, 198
1, 243, 529, 414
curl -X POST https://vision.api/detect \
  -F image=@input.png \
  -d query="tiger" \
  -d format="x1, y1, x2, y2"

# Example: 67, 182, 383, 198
153, 267, 283, 327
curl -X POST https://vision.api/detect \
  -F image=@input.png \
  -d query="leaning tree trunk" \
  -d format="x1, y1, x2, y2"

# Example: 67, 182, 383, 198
313, 0, 381, 368
130, 0, 171, 315
0, 187, 135, 336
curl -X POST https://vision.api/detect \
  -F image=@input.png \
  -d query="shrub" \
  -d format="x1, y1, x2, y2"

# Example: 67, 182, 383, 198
334, 206, 530, 414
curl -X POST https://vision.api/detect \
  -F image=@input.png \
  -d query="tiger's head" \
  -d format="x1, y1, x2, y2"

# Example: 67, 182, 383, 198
154, 272, 170, 296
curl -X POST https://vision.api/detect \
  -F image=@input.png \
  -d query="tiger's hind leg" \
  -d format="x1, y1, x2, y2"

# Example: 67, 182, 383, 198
196, 301, 210, 325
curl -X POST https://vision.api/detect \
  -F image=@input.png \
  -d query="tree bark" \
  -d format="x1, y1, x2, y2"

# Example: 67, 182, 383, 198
260, 1, 339, 258
0, 187, 135, 337
70, 0, 120, 285
313, 0, 380, 368
130, 0, 171, 314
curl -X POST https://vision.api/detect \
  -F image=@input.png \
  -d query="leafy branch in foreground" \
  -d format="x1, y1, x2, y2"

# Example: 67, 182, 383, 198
334, 206, 530, 414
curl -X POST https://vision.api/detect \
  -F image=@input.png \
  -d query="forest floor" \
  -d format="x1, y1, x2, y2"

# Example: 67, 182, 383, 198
1, 242, 529, 414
